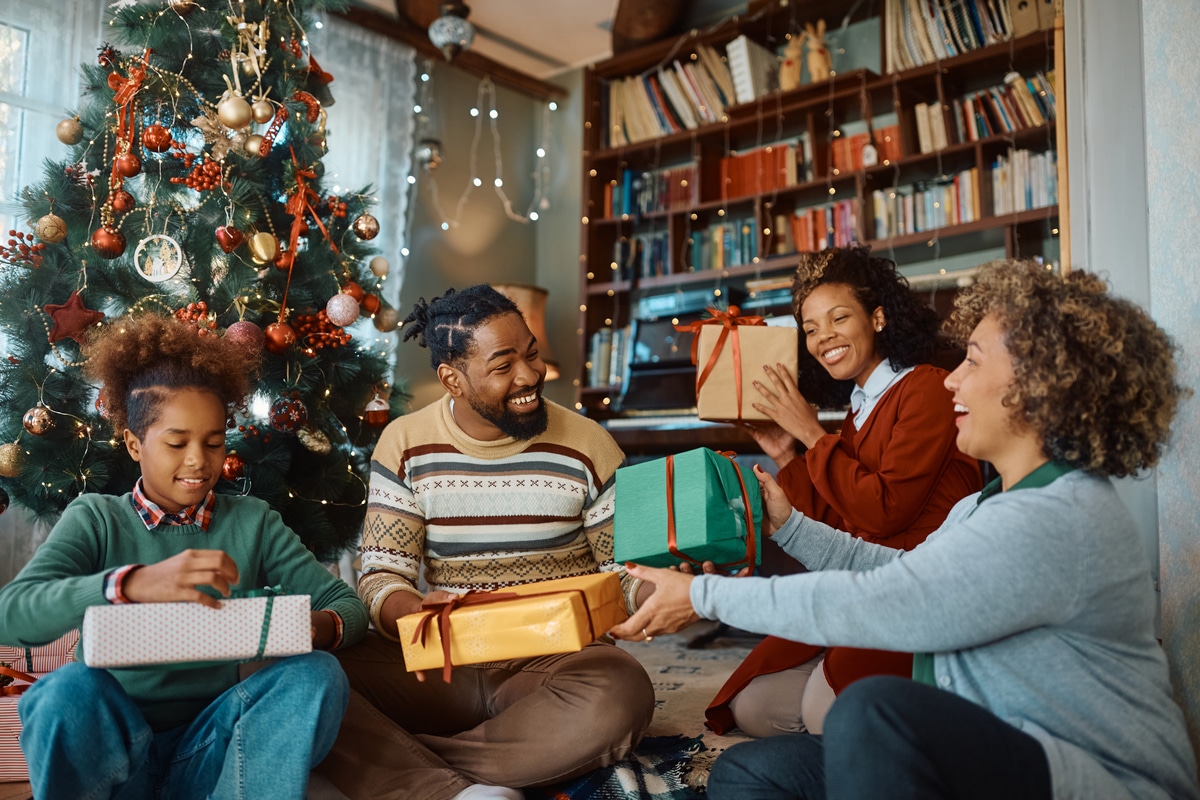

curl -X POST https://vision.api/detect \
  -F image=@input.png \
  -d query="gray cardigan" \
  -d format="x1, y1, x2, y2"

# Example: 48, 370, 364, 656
691, 470, 1198, 800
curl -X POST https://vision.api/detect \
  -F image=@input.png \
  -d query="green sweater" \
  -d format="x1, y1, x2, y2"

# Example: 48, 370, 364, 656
0, 492, 368, 731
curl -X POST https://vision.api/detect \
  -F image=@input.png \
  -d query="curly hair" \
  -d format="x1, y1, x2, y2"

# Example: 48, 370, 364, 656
791, 245, 940, 407
946, 260, 1187, 477
402, 284, 520, 369
82, 314, 259, 437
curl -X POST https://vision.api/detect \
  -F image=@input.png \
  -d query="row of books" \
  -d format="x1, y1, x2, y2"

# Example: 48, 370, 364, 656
605, 43, 736, 147
785, 200, 859, 253
604, 165, 699, 219
612, 232, 671, 280
719, 138, 814, 199
832, 125, 903, 173
586, 325, 633, 389
870, 167, 983, 238
952, 71, 1056, 143
689, 218, 759, 271
992, 148, 1057, 215
886, 0, 1020, 74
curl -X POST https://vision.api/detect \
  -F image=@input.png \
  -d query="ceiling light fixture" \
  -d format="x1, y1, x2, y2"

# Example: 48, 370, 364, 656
428, 2, 475, 62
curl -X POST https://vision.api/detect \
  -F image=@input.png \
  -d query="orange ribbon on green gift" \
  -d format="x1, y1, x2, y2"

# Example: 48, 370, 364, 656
662, 450, 757, 571
674, 307, 766, 419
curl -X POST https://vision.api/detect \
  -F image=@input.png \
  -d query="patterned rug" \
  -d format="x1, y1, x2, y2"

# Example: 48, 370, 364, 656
529, 622, 757, 800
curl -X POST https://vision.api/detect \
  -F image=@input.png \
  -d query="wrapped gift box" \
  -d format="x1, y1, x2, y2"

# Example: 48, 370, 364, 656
82, 595, 311, 669
614, 447, 762, 569
0, 629, 79, 673
690, 313, 799, 422
397, 573, 626, 677
0, 667, 37, 783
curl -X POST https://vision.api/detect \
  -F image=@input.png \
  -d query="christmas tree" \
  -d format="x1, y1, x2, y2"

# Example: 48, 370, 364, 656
0, 0, 405, 560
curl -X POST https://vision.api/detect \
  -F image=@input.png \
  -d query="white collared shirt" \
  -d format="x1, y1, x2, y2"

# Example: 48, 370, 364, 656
849, 358, 914, 430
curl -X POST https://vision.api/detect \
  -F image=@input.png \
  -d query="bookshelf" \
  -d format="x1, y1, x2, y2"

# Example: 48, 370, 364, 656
575, 0, 1061, 420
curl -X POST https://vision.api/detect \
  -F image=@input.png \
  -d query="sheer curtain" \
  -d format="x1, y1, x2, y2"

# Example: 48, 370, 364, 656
311, 14, 417, 333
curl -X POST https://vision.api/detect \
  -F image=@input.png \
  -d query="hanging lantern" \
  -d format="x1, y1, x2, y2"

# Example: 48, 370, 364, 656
363, 392, 390, 427
428, 1, 476, 61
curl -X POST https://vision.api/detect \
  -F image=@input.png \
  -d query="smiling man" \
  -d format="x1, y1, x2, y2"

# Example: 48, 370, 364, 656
318, 285, 654, 800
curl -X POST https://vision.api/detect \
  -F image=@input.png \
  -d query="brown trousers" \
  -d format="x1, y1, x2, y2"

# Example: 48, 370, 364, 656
316, 632, 655, 800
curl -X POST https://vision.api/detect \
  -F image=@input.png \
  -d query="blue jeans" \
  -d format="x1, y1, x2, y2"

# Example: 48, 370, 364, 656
19, 652, 348, 800
708, 676, 1052, 800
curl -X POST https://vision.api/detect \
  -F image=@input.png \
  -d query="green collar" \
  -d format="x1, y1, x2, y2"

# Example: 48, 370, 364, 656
978, 460, 1076, 504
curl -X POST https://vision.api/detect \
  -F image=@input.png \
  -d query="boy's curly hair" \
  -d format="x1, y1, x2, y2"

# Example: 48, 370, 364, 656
946, 260, 1187, 477
791, 245, 940, 407
402, 284, 520, 370
83, 314, 260, 437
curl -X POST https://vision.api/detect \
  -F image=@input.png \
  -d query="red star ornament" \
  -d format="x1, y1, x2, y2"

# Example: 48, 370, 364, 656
44, 291, 105, 344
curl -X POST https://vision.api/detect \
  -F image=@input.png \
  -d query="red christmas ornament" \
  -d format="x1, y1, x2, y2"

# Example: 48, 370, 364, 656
215, 225, 244, 254
342, 281, 364, 302
225, 320, 264, 352
114, 152, 142, 179
142, 123, 173, 152
363, 393, 390, 428
263, 321, 297, 354
90, 226, 126, 259
269, 392, 309, 432
274, 248, 295, 271
222, 453, 246, 481
361, 293, 381, 315
44, 291, 105, 343
110, 189, 135, 213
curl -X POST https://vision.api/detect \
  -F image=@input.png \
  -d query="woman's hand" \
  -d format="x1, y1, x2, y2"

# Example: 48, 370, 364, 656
753, 463, 796, 537
609, 563, 702, 640
677, 561, 752, 578
750, 363, 827, 450
122, 549, 240, 608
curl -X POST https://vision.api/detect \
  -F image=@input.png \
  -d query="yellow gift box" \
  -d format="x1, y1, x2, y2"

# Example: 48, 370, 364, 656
396, 573, 626, 680
679, 307, 799, 422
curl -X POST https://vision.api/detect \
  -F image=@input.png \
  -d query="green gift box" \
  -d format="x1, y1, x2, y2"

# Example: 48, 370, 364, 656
614, 448, 762, 569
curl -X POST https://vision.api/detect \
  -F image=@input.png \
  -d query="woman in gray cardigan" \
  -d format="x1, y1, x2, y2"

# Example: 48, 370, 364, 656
612, 260, 1198, 800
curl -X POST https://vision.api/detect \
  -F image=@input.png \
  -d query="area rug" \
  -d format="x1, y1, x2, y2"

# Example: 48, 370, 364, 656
530, 622, 757, 799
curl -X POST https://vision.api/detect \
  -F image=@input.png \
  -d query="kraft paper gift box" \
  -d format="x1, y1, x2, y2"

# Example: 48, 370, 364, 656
678, 307, 799, 422
81, 594, 311, 669
613, 447, 762, 569
396, 573, 627, 680
0, 665, 37, 783
0, 629, 79, 673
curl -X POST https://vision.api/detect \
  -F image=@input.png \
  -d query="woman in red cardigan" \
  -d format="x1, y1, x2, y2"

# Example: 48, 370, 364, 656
705, 245, 981, 737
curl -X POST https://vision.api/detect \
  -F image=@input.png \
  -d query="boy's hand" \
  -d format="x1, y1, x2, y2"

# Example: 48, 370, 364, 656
123, 549, 240, 608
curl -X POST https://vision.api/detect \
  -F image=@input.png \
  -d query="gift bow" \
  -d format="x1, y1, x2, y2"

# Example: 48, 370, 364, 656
411, 591, 520, 684
674, 307, 766, 419
108, 49, 151, 145
662, 450, 757, 571
0, 664, 37, 697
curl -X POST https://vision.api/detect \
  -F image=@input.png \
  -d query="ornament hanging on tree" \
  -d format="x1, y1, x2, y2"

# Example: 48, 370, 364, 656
35, 213, 67, 244
217, 92, 253, 130
352, 213, 379, 240
297, 425, 332, 454
374, 306, 401, 333
269, 392, 309, 432
225, 320, 264, 352
110, 189, 135, 214
0, 443, 20, 478
113, 151, 141, 179
215, 225, 244, 253
141, 123, 173, 152
44, 291, 105, 343
273, 248, 295, 271
90, 226, 126, 259
263, 321, 296, 354
363, 392, 390, 428
22, 405, 53, 435
369, 256, 389, 277
133, 234, 183, 283
56, 117, 83, 145
341, 281, 364, 302
361, 293, 381, 315
251, 99, 274, 124
95, 389, 110, 419
221, 453, 245, 481
168, 0, 197, 15
248, 231, 277, 264
325, 293, 360, 327
244, 134, 264, 157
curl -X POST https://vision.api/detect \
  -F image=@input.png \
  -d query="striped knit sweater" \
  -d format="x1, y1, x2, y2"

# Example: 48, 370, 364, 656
359, 394, 629, 639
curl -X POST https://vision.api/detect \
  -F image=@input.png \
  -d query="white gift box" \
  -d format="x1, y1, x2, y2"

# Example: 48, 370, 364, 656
82, 595, 312, 668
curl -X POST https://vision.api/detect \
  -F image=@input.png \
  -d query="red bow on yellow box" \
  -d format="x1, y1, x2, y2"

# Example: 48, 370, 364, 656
675, 306, 766, 420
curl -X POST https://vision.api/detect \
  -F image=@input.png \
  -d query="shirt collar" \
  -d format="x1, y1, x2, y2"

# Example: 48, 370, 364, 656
977, 460, 1077, 505
850, 358, 904, 411
130, 478, 215, 531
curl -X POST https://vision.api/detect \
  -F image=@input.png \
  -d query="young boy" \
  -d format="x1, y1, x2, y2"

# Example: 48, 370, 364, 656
0, 313, 368, 799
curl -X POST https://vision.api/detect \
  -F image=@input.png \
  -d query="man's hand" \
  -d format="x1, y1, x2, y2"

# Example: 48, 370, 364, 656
609, 563, 701, 641
753, 463, 795, 537
750, 362, 827, 450
122, 549, 240, 609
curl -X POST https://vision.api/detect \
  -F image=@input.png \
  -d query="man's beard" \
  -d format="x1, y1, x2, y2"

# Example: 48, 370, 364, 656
465, 385, 549, 440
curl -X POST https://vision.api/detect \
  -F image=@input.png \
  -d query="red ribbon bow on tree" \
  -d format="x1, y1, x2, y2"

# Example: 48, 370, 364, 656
674, 306, 766, 419
108, 48, 151, 146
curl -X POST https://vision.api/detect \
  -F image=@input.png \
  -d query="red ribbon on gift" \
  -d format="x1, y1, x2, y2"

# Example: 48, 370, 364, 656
0, 665, 37, 697
410, 587, 603, 684
663, 450, 757, 571
674, 307, 766, 420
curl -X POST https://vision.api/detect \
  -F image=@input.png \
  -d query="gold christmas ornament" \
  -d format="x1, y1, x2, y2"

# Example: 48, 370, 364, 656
248, 231, 278, 264
373, 306, 401, 333
22, 405, 53, 436
297, 425, 332, 454
369, 256, 390, 277
251, 99, 275, 124
352, 213, 380, 240
168, 0, 197, 15
217, 93, 253, 130
0, 443, 21, 478
56, 117, 83, 145
245, 134, 264, 156
35, 213, 68, 244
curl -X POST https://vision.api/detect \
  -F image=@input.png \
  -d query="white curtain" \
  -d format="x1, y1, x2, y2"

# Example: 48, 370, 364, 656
311, 14, 417, 323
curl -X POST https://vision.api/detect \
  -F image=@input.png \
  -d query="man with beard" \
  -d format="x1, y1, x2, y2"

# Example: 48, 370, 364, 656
318, 285, 655, 800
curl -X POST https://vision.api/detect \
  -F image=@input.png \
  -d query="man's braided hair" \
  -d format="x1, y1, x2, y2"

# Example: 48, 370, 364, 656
401, 285, 520, 369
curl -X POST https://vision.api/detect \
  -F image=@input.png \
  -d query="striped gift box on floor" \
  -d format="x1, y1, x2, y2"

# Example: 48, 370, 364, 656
0, 671, 38, 783
0, 631, 78, 674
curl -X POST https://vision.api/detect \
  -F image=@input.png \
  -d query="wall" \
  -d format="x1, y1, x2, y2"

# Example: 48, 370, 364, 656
396, 64, 540, 410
